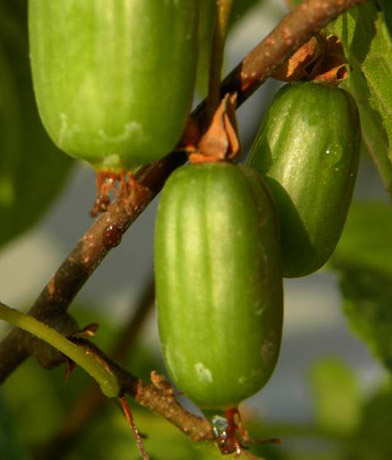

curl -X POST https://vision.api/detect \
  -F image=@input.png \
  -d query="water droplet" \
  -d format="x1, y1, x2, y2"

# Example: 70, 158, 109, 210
324, 141, 343, 166
103, 224, 123, 249
212, 415, 228, 439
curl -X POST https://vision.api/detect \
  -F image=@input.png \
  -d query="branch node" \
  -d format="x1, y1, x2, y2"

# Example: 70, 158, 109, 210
150, 370, 174, 396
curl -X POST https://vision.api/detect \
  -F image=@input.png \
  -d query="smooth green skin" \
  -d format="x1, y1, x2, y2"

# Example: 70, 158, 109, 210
155, 163, 283, 410
248, 82, 360, 278
29, 0, 198, 170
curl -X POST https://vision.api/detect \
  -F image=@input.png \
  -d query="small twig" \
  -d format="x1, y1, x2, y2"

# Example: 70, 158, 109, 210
38, 275, 155, 460
59, 337, 215, 441
0, 302, 119, 398
207, 0, 234, 123
119, 396, 150, 460
1, 301, 213, 442
0, 153, 183, 382
0, 0, 368, 389
218, 0, 367, 107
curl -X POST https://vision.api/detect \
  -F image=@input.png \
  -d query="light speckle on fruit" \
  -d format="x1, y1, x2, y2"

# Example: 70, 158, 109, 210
194, 362, 213, 383
58, 113, 68, 147
98, 120, 145, 144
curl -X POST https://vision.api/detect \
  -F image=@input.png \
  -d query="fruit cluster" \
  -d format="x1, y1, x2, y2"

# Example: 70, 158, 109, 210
29, 1, 360, 455
155, 83, 360, 452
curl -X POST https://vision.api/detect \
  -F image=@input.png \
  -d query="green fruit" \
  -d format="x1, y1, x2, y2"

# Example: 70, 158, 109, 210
248, 82, 360, 278
155, 163, 283, 411
29, 0, 198, 170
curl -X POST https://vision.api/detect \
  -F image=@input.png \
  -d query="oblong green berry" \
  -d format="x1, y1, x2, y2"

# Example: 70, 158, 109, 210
29, 0, 198, 170
248, 82, 360, 277
155, 163, 283, 411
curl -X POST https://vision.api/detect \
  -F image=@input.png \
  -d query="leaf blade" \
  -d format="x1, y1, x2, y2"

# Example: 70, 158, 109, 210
331, 202, 392, 372
328, 4, 392, 194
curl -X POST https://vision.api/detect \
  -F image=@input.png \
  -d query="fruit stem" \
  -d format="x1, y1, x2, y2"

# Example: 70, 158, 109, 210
207, 0, 234, 124
119, 396, 150, 460
0, 301, 119, 398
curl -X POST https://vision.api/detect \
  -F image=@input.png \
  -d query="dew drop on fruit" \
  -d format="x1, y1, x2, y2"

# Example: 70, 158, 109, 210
211, 414, 228, 439
324, 141, 343, 166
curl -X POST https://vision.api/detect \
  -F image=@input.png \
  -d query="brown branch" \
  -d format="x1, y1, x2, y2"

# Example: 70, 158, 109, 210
218, 0, 367, 106
67, 339, 214, 442
37, 275, 155, 460
0, 153, 183, 380
0, 0, 367, 395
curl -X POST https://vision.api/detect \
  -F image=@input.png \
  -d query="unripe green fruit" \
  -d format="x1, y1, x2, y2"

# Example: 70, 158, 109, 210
29, 0, 198, 170
155, 163, 283, 411
248, 82, 360, 278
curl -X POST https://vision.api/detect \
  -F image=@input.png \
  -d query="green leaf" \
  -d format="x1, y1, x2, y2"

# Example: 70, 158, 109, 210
331, 201, 392, 277
377, 0, 392, 40
331, 202, 392, 371
337, 266, 392, 371
309, 358, 361, 435
345, 68, 392, 194
328, 4, 392, 194
0, 392, 30, 460
0, 1, 73, 248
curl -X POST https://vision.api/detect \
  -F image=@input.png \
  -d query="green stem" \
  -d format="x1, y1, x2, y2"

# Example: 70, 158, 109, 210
207, 0, 234, 123
0, 302, 119, 398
